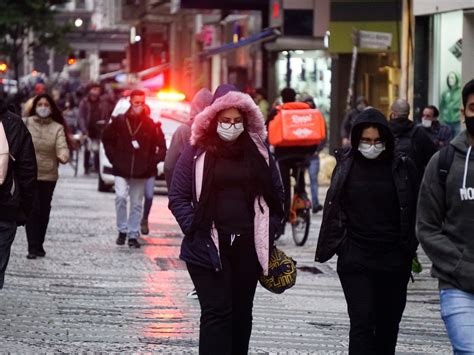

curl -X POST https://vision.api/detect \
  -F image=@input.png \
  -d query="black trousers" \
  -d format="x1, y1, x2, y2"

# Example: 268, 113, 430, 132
25, 180, 57, 255
337, 269, 410, 355
187, 232, 261, 355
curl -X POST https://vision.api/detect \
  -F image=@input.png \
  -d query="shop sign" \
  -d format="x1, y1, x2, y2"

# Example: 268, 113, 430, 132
358, 30, 393, 50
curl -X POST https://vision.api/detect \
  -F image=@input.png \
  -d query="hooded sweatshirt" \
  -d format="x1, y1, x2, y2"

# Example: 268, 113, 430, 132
164, 88, 213, 188
417, 130, 474, 293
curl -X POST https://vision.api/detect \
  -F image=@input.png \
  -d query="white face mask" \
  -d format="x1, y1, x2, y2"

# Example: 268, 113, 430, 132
217, 122, 244, 142
36, 107, 51, 118
358, 142, 386, 160
132, 105, 143, 115
421, 118, 432, 128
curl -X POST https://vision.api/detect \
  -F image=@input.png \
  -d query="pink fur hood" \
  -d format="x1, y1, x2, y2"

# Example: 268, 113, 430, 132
190, 91, 267, 146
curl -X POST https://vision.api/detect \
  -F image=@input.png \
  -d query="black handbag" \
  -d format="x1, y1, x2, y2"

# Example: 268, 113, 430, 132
259, 246, 297, 294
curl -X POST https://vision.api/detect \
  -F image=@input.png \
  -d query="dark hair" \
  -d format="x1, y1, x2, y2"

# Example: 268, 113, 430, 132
255, 88, 266, 98
352, 122, 394, 160
130, 89, 145, 99
30, 94, 71, 146
280, 87, 296, 103
87, 82, 101, 91
424, 105, 439, 118
462, 79, 474, 108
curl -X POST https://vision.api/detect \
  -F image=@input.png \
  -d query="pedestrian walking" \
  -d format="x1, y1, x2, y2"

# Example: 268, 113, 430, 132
168, 84, 284, 354
140, 104, 167, 235
0, 99, 37, 287
417, 79, 474, 354
78, 83, 104, 174
389, 98, 437, 178
22, 82, 46, 118
102, 90, 161, 248
24, 94, 70, 259
164, 87, 212, 299
340, 96, 368, 147
253, 88, 270, 118
418, 105, 453, 148
164, 87, 213, 189
315, 108, 420, 355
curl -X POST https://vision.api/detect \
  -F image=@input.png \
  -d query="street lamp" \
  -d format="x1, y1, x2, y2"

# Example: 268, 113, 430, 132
74, 18, 83, 28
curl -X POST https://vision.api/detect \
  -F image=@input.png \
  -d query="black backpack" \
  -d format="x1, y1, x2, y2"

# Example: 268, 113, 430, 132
394, 125, 419, 161
438, 144, 456, 188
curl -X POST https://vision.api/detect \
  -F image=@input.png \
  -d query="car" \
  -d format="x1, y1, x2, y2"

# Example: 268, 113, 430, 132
98, 95, 190, 192
0, 78, 18, 95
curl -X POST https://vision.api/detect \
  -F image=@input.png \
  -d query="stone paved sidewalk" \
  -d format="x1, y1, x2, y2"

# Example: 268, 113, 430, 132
0, 168, 452, 353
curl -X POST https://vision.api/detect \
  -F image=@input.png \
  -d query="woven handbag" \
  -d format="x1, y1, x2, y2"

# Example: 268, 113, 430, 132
259, 246, 297, 294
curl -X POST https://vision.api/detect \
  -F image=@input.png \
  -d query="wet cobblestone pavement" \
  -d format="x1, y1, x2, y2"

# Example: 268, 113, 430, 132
1, 167, 452, 353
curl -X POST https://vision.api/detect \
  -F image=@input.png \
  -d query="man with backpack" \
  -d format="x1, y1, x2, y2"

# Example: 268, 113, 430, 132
389, 98, 437, 178
0, 100, 37, 289
417, 79, 474, 353
267, 87, 324, 220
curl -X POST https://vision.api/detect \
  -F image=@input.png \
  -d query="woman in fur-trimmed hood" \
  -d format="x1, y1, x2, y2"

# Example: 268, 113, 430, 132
169, 84, 284, 354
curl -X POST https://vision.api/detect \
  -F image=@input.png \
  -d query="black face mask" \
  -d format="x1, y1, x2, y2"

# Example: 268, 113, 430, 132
465, 115, 474, 136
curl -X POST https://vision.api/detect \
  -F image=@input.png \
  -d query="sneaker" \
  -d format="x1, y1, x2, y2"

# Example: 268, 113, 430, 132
186, 288, 198, 299
128, 238, 141, 249
140, 218, 149, 235
312, 204, 323, 214
26, 253, 37, 260
116, 232, 126, 245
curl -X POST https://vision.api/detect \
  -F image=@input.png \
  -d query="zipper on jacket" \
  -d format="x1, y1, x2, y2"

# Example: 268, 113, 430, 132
130, 150, 135, 178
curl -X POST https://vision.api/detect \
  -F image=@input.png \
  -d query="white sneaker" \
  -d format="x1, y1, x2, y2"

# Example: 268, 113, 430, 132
186, 289, 198, 299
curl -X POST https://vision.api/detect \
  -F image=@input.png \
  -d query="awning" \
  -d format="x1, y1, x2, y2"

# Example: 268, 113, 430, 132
98, 69, 125, 81
141, 73, 165, 90
137, 63, 170, 80
200, 27, 280, 60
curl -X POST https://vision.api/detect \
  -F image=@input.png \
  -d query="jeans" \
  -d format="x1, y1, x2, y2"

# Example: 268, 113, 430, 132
440, 288, 474, 354
187, 232, 261, 355
142, 176, 155, 220
445, 121, 461, 138
308, 155, 320, 207
0, 221, 17, 289
114, 176, 146, 239
338, 269, 410, 355
25, 181, 57, 255
84, 138, 100, 173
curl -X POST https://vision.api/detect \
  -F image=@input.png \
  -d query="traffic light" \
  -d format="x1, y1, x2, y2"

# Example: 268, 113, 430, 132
0, 62, 7, 73
67, 54, 76, 65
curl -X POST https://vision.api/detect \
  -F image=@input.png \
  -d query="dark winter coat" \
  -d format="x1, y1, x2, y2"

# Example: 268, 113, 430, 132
102, 111, 163, 179
0, 109, 37, 224
417, 131, 474, 293
168, 90, 285, 275
315, 110, 420, 263
389, 117, 437, 176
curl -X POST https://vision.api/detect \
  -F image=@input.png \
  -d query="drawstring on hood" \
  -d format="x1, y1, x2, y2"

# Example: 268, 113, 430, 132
462, 145, 472, 190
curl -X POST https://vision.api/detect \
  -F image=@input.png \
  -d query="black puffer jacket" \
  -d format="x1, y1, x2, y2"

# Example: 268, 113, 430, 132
315, 109, 420, 263
0, 108, 37, 224
389, 117, 437, 176
102, 111, 163, 179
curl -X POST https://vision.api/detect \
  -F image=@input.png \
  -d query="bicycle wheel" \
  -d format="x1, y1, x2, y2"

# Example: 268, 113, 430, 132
291, 208, 311, 246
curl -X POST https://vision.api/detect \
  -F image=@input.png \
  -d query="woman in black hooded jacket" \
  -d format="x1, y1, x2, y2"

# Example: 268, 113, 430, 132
315, 108, 419, 354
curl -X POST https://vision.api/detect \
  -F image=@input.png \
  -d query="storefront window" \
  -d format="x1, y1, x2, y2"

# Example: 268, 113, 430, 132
432, 11, 463, 126
276, 50, 332, 122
